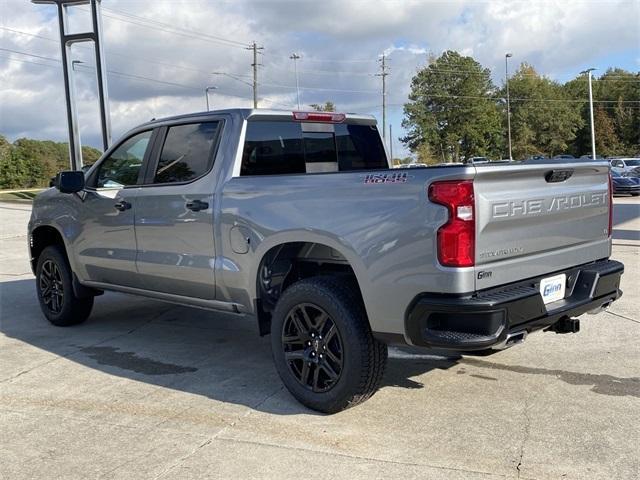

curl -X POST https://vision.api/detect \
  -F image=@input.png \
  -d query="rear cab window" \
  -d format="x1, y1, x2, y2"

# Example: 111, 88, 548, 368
240, 119, 387, 176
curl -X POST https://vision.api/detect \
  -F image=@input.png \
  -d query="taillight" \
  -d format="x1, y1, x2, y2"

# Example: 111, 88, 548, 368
608, 172, 613, 237
428, 180, 475, 267
292, 111, 346, 123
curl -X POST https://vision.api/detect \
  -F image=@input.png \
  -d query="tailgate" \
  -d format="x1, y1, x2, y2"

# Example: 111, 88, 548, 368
473, 161, 611, 290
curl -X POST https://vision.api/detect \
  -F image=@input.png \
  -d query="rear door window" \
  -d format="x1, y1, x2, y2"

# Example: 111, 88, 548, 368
153, 122, 221, 184
240, 120, 387, 176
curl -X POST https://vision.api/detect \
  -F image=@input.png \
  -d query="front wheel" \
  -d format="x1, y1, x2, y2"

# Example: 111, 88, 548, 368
271, 276, 387, 413
35, 245, 93, 326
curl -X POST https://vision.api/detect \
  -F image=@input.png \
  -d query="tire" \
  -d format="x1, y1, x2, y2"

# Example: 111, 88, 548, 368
35, 245, 93, 326
271, 276, 387, 413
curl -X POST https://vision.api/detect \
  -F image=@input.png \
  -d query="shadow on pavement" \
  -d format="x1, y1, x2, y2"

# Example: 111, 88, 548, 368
0, 278, 459, 415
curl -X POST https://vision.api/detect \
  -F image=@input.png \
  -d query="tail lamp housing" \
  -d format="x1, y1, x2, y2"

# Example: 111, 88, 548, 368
428, 180, 475, 267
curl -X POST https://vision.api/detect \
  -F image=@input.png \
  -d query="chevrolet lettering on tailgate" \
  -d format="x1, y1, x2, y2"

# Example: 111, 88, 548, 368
492, 192, 607, 219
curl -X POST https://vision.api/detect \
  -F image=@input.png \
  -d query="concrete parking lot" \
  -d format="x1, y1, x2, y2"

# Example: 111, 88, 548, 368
1, 198, 638, 479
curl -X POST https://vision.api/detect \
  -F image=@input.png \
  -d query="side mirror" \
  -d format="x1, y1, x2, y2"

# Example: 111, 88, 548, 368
55, 171, 85, 194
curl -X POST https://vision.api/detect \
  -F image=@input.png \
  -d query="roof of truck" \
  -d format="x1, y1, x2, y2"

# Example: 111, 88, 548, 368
140, 109, 377, 128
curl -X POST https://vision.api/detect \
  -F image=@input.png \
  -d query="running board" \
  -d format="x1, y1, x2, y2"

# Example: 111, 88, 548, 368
81, 281, 244, 314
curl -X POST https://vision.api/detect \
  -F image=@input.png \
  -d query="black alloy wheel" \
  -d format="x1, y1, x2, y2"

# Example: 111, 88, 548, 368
282, 303, 344, 393
39, 259, 64, 314
35, 245, 94, 326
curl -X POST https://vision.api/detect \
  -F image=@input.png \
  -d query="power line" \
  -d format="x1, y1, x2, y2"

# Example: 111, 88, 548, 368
0, 54, 60, 70
1, 47, 204, 92
0, 47, 61, 64
0, 26, 227, 78
87, 7, 248, 49
303, 58, 373, 63
101, 7, 249, 48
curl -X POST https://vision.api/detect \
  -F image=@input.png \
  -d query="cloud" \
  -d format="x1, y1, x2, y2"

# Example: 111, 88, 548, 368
0, 0, 638, 158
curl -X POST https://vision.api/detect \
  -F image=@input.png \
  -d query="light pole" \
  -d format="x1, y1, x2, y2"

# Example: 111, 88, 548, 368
205, 86, 217, 111
290, 53, 301, 109
71, 59, 84, 70
580, 68, 597, 159
505, 52, 513, 160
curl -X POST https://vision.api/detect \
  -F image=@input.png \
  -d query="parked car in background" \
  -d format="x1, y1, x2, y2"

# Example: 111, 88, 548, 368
610, 158, 640, 177
611, 170, 640, 196
553, 154, 576, 160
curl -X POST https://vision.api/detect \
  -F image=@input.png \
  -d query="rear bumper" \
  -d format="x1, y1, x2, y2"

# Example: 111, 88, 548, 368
613, 185, 640, 194
404, 259, 624, 351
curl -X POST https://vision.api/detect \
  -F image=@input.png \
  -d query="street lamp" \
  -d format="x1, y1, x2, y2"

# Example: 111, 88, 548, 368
71, 59, 84, 70
290, 53, 301, 110
505, 52, 513, 160
205, 86, 217, 111
580, 68, 597, 160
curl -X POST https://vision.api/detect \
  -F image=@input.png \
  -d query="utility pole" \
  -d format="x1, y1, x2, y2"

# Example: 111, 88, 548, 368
376, 54, 389, 140
580, 68, 597, 159
290, 53, 301, 109
247, 41, 263, 108
389, 124, 393, 165
505, 52, 513, 160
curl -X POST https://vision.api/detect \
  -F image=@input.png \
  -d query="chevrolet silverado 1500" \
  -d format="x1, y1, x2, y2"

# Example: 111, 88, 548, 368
28, 109, 624, 412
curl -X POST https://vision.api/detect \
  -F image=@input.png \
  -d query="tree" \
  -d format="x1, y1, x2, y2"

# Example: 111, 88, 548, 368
0, 136, 102, 189
401, 51, 503, 162
564, 68, 639, 156
415, 142, 440, 165
309, 101, 336, 112
505, 64, 583, 158
594, 107, 623, 156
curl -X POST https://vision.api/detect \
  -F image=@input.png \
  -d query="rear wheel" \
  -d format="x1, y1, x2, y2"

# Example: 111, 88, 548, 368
271, 276, 387, 413
36, 245, 93, 326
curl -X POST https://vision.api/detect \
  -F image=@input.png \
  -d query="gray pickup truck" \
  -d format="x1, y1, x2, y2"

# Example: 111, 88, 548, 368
28, 109, 624, 412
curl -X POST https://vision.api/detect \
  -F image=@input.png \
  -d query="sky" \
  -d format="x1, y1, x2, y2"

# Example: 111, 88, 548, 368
1, 0, 639, 159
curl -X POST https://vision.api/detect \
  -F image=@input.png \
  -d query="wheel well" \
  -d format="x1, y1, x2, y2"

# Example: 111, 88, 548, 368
255, 242, 363, 336
30, 226, 66, 273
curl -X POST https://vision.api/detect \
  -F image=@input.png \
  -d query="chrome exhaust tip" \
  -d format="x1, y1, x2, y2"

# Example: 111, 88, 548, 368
588, 300, 613, 315
495, 330, 527, 350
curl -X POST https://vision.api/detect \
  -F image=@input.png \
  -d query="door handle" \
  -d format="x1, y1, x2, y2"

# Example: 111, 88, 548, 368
185, 199, 209, 212
114, 200, 131, 211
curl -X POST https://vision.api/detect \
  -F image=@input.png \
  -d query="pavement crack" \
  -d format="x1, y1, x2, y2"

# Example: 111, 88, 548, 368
605, 310, 640, 324
251, 385, 285, 411
151, 437, 213, 480
212, 436, 505, 478
516, 397, 532, 478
